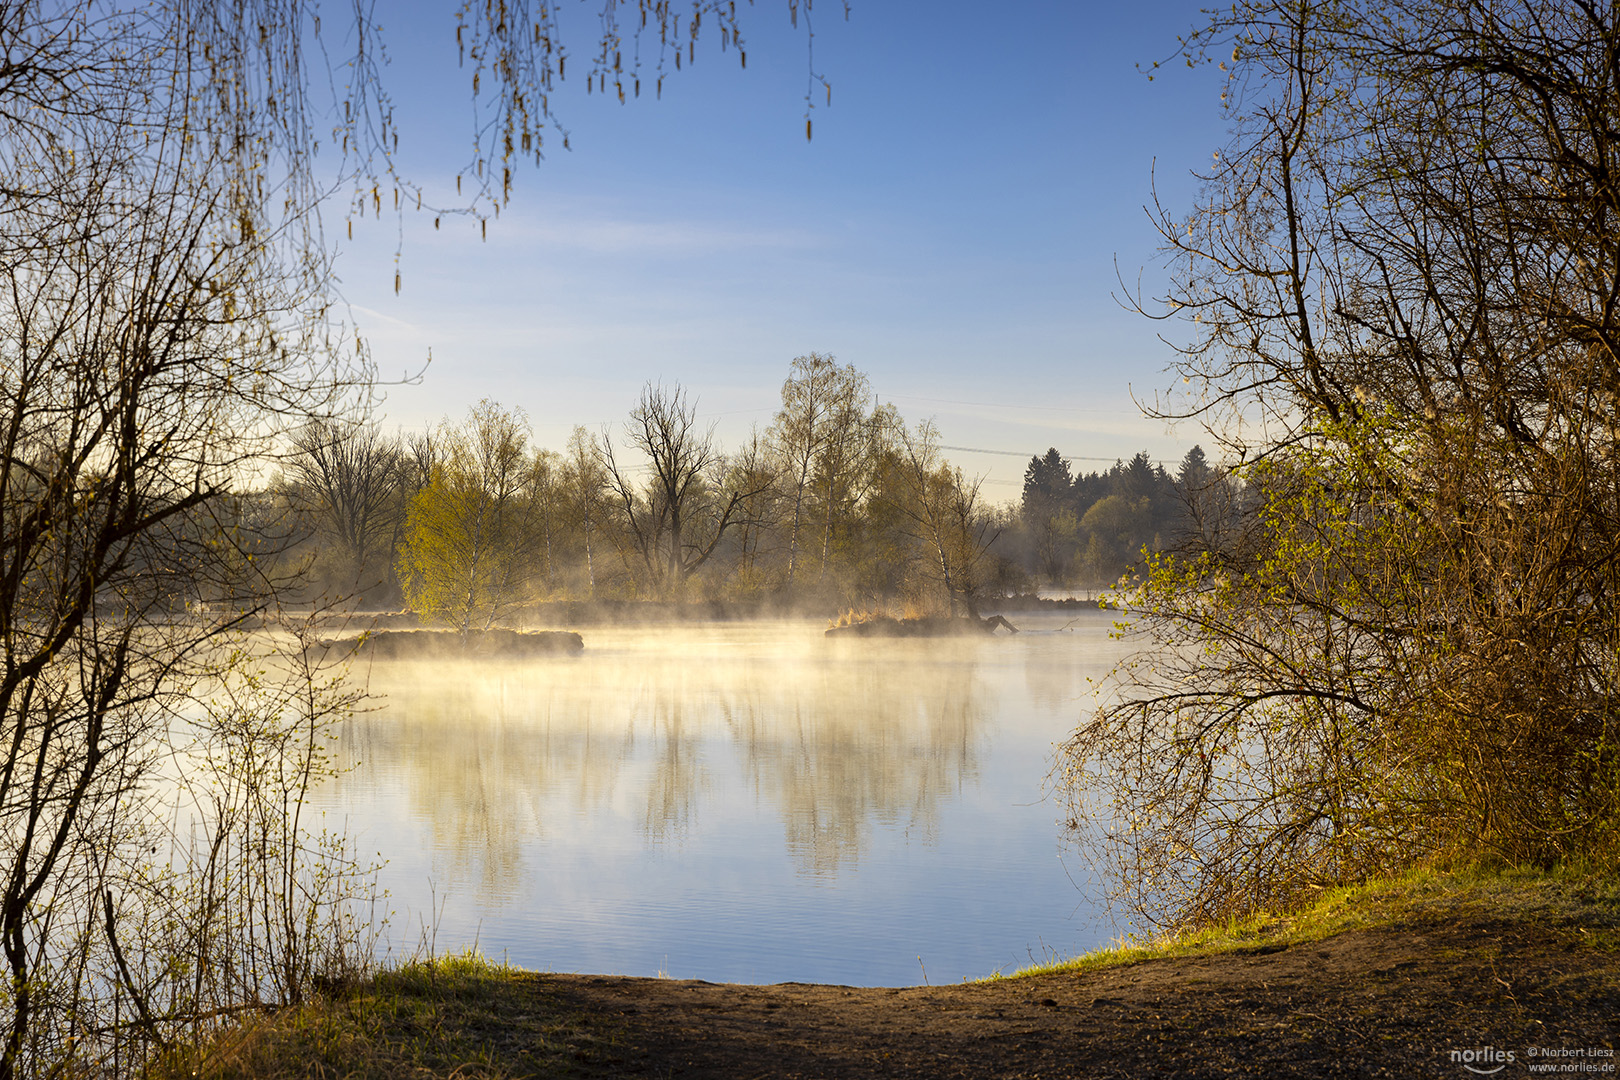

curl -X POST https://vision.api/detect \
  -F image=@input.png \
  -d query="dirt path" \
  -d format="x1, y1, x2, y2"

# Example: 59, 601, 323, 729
536, 918, 1617, 1078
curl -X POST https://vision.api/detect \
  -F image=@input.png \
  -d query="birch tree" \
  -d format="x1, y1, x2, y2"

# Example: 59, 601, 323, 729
890, 420, 995, 616
771, 354, 863, 585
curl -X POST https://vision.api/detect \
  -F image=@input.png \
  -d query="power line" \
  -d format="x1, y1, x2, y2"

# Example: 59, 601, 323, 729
942, 444, 1145, 464
940, 444, 1026, 457
887, 393, 1106, 413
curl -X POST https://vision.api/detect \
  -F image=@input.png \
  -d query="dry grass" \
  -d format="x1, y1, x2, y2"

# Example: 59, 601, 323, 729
827, 599, 934, 628
148, 951, 619, 1080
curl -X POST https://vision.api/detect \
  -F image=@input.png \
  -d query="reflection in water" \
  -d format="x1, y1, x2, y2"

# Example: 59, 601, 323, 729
343, 630, 987, 886
318, 614, 1128, 985
721, 653, 981, 876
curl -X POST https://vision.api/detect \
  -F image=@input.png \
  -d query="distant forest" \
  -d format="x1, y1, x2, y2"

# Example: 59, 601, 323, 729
262, 355, 1220, 624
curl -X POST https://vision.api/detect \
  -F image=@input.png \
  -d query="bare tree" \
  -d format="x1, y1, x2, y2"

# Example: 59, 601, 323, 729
286, 421, 404, 597
0, 20, 370, 1079
403, 428, 439, 491
530, 448, 564, 596
726, 425, 781, 589
564, 426, 610, 599
890, 420, 996, 617
601, 382, 769, 596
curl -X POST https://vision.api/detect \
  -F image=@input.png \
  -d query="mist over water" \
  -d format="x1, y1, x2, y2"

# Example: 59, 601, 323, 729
315, 611, 1128, 986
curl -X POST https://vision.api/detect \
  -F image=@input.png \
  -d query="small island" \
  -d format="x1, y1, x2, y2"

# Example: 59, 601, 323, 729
310, 627, 584, 659
824, 612, 1020, 637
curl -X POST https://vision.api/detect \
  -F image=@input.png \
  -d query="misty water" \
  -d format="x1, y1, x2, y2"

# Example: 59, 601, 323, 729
315, 610, 1128, 987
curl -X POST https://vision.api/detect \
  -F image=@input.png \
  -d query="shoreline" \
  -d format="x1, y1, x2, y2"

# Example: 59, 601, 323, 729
157, 867, 1619, 1078
269, 595, 1112, 631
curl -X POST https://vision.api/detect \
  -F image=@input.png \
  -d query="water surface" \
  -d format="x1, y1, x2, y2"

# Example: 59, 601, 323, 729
317, 610, 1126, 986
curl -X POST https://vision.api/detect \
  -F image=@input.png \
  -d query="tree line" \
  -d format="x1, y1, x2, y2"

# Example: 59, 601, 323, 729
1012, 445, 1218, 587
278, 355, 1209, 625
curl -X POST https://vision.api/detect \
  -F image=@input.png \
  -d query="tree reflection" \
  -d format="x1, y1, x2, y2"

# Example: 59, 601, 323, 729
335, 630, 993, 900
641, 694, 713, 846
337, 672, 637, 900
722, 655, 983, 877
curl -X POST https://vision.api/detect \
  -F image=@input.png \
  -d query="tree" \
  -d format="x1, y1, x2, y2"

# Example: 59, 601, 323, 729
397, 401, 540, 634
726, 426, 782, 592
564, 425, 611, 599
402, 429, 437, 486
1114, 451, 1163, 500
1170, 445, 1248, 557
0, 3, 834, 1072
600, 383, 770, 597
1077, 494, 1153, 584
770, 354, 867, 586
0, 11, 378, 1075
1062, 0, 1620, 929
1021, 448, 1074, 515
810, 369, 876, 584
530, 448, 565, 596
890, 420, 996, 616
286, 421, 405, 598
1175, 445, 1210, 491
1022, 448, 1077, 582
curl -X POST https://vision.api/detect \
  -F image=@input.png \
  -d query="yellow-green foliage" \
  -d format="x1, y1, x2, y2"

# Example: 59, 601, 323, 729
1061, 406, 1620, 930
397, 401, 542, 633
1084, 0, 1620, 934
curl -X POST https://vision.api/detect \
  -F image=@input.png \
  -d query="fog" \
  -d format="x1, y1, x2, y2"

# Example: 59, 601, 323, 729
313, 611, 1129, 986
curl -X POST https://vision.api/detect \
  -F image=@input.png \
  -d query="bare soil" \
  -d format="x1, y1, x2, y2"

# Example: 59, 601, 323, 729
527, 914, 1618, 1078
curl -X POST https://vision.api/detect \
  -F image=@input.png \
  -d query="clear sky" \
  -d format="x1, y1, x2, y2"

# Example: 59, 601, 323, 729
336, 1, 1229, 496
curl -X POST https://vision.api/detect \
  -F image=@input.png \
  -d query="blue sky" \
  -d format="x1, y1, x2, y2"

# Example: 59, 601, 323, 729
337, 1, 1229, 494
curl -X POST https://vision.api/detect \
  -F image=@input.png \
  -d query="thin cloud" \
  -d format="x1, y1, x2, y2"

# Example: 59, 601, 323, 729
525, 215, 828, 255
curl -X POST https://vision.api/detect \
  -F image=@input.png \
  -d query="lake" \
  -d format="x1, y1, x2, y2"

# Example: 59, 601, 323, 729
314, 609, 1129, 986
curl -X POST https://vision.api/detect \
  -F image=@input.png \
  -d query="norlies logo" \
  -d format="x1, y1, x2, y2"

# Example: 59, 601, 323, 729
1453, 1046, 1518, 1075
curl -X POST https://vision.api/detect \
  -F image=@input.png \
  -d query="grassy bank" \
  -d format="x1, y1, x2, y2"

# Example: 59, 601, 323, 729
1003, 864, 1620, 979
150, 952, 621, 1079
151, 866, 1618, 1079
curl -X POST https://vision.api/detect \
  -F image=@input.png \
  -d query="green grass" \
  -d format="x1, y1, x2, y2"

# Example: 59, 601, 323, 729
995, 864, 1620, 981
149, 950, 618, 1080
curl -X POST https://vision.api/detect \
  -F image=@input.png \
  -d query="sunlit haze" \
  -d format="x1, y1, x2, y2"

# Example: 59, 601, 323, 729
338, 1, 1227, 492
